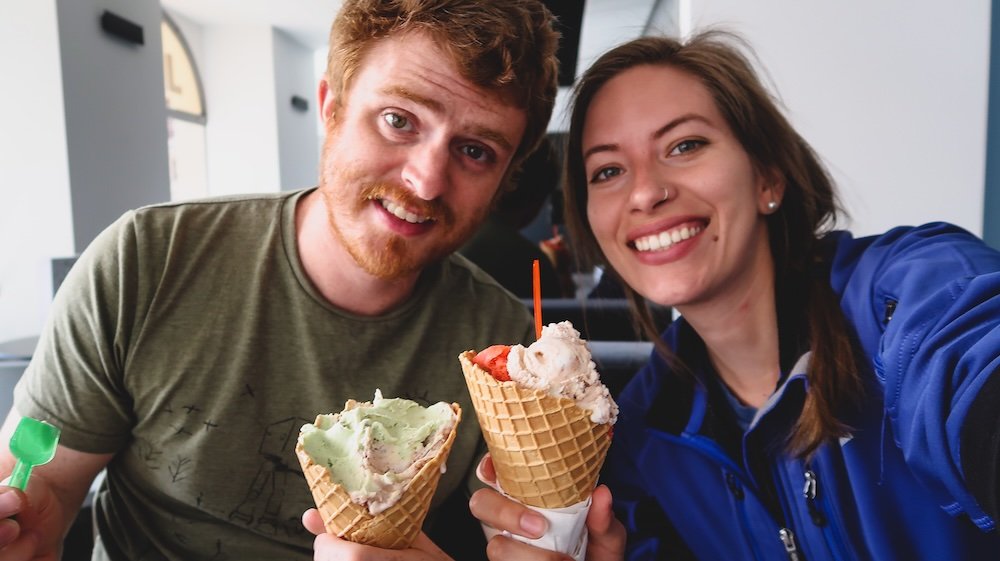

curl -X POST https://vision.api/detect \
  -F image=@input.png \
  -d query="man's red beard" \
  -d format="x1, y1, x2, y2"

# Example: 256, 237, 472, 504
320, 170, 485, 280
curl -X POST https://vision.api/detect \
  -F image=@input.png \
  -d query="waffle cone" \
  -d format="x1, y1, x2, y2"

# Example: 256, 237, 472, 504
295, 403, 461, 549
459, 351, 611, 508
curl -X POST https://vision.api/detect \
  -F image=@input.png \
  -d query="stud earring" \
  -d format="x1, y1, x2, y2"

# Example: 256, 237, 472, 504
767, 200, 778, 211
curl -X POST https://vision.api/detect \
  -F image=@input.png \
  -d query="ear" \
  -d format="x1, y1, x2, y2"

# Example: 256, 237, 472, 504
318, 78, 337, 125
757, 167, 786, 214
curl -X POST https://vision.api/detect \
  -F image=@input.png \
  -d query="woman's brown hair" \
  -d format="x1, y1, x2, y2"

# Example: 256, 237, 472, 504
563, 31, 862, 457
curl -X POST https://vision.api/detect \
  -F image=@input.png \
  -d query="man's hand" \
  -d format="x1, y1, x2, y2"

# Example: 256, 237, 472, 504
302, 508, 454, 561
0, 473, 67, 561
469, 454, 626, 561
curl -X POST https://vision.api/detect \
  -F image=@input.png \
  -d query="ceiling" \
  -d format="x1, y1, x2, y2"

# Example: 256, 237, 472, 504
160, 0, 660, 65
161, 0, 344, 49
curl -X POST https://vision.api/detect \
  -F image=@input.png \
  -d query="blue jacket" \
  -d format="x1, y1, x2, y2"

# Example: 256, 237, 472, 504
604, 223, 1000, 560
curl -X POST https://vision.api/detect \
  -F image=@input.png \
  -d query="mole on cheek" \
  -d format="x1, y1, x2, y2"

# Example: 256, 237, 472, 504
713, 235, 719, 241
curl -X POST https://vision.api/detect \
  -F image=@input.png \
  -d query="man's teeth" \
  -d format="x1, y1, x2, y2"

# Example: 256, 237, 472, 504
381, 200, 430, 224
634, 225, 703, 252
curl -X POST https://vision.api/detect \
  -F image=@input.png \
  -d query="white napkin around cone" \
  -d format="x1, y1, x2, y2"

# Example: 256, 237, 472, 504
481, 484, 591, 560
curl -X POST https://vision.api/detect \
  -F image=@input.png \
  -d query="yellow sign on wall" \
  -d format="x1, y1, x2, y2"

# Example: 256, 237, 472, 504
161, 18, 203, 118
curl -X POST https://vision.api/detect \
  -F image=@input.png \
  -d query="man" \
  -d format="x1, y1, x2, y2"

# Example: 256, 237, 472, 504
0, 1, 559, 559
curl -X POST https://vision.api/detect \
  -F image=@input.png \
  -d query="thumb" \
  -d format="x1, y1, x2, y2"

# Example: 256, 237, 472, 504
585, 485, 626, 560
475, 453, 500, 491
587, 485, 615, 534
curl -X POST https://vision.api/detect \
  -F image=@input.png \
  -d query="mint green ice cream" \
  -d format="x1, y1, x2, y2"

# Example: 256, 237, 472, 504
298, 390, 458, 514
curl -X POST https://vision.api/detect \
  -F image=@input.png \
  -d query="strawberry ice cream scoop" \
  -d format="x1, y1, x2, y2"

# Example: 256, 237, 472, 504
506, 322, 618, 424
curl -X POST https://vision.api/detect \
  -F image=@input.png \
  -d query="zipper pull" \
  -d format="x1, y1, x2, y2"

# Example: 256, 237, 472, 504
803, 469, 827, 526
779, 527, 802, 561
803, 470, 817, 499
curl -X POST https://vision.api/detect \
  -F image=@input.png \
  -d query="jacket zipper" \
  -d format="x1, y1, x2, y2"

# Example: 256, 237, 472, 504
779, 527, 802, 561
772, 463, 807, 561
803, 467, 855, 561
803, 470, 827, 526
666, 429, 812, 561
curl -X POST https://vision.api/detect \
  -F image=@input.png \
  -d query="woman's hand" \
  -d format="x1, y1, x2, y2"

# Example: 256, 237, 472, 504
469, 454, 626, 561
302, 508, 454, 561
582, 485, 627, 561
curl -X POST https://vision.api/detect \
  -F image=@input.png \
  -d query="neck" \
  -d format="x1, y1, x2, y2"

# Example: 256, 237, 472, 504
678, 249, 780, 409
296, 190, 420, 316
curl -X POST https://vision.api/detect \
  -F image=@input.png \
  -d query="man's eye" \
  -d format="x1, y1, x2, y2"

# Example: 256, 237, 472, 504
669, 139, 705, 156
590, 166, 622, 183
383, 112, 410, 130
461, 144, 492, 163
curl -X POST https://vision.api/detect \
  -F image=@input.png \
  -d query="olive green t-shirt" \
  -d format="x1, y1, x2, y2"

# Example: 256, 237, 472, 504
15, 189, 534, 560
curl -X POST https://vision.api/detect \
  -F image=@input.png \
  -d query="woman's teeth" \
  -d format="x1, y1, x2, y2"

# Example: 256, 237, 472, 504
634, 225, 703, 252
381, 200, 430, 224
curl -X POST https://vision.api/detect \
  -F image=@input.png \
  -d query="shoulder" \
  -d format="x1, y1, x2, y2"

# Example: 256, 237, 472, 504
423, 254, 533, 341
440, 253, 523, 302
825, 223, 1000, 357
828, 222, 1000, 275
826, 222, 1000, 296
130, 190, 304, 231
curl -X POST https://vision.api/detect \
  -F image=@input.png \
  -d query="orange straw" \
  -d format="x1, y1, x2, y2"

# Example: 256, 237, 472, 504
532, 259, 542, 339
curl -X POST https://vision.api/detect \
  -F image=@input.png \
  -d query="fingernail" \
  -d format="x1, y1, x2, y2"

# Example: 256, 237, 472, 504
520, 512, 547, 536
0, 491, 20, 514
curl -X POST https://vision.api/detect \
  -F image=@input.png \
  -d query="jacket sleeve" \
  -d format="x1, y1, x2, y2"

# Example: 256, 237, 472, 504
830, 222, 1000, 531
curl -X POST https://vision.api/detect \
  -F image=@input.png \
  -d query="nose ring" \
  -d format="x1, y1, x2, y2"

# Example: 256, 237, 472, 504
660, 187, 670, 203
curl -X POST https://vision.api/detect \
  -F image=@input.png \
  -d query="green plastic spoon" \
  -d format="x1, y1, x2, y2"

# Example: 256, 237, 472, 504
8, 417, 60, 490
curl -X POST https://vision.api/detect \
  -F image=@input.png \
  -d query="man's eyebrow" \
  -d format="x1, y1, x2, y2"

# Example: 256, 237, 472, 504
583, 113, 711, 161
382, 86, 514, 152
471, 126, 514, 152
383, 86, 445, 112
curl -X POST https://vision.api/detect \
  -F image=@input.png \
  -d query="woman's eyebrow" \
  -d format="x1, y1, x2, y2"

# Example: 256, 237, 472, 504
584, 113, 710, 162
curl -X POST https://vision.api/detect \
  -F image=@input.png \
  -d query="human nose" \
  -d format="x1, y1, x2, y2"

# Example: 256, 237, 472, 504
627, 166, 671, 211
401, 141, 449, 200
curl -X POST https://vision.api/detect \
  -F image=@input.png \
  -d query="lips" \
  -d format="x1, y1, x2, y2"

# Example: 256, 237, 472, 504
359, 181, 450, 228
380, 199, 432, 224
629, 220, 706, 253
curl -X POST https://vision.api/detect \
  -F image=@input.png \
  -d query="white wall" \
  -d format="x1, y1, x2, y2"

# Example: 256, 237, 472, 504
202, 25, 282, 195
0, 0, 73, 344
168, 15, 321, 195
2, 0, 169, 344
684, 0, 990, 237
273, 29, 321, 191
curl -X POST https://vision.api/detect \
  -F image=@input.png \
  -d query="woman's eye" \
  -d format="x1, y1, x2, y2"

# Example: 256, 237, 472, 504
669, 139, 705, 156
590, 166, 623, 184
383, 112, 411, 130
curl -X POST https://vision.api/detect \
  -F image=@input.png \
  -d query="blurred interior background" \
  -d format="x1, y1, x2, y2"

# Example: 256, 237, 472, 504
1, 2, 999, 556
2, 0, 999, 349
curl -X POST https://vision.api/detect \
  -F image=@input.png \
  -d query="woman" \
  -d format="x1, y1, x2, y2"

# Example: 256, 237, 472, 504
472, 32, 1000, 560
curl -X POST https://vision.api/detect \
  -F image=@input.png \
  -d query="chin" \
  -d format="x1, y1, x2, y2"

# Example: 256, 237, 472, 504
356, 238, 459, 280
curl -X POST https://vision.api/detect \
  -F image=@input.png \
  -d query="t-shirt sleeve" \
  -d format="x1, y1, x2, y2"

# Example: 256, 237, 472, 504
14, 211, 142, 454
